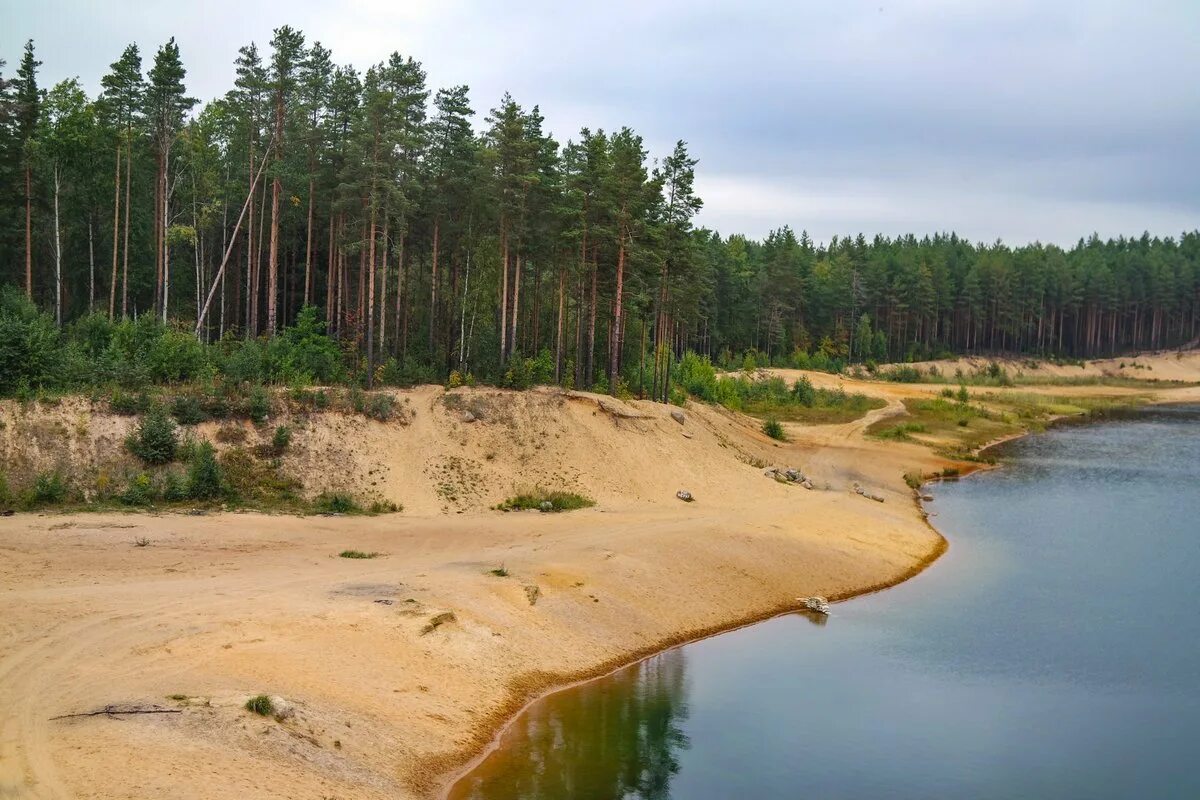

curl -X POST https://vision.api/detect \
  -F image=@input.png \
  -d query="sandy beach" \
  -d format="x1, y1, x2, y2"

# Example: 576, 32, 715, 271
3, 351, 1199, 799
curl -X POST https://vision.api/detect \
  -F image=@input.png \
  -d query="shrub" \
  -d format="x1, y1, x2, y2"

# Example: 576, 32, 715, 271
364, 392, 394, 421
120, 473, 158, 506
161, 470, 187, 501
147, 328, 210, 383
272, 425, 292, 453
762, 419, 787, 441
127, 408, 178, 464
497, 488, 595, 512
170, 395, 208, 425
904, 471, 924, 490
791, 376, 816, 406
187, 442, 226, 501
27, 471, 68, 506
244, 695, 274, 716
0, 287, 61, 394
248, 386, 271, 425
314, 492, 360, 514
109, 388, 150, 415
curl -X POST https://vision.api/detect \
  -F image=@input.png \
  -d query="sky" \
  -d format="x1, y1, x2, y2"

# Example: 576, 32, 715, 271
3, 0, 1198, 246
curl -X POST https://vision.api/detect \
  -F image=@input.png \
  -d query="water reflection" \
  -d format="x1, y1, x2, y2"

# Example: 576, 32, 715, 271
452, 648, 691, 800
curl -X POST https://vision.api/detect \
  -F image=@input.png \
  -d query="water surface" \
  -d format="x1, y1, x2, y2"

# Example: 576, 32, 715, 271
451, 407, 1200, 799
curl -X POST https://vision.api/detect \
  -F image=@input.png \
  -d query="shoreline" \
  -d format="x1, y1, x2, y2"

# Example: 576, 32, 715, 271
430, 512, 949, 798
436, 397, 1200, 798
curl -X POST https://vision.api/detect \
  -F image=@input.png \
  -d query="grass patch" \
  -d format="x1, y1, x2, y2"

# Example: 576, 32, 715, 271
338, 550, 380, 559
496, 487, 595, 512
244, 695, 274, 716
872, 421, 928, 441
314, 492, 361, 514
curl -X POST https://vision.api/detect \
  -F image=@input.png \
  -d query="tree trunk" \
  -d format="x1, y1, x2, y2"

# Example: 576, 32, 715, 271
555, 265, 565, 383
53, 164, 62, 326
268, 172, 281, 333
25, 165, 33, 299
109, 139, 121, 317
88, 218, 95, 312
366, 202, 377, 386
304, 177, 315, 307
510, 253, 521, 358
430, 216, 440, 352
499, 224, 508, 364
121, 137, 132, 317
609, 231, 627, 394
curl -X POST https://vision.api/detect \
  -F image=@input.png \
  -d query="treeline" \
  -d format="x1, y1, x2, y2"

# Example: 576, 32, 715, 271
1, 32, 1198, 400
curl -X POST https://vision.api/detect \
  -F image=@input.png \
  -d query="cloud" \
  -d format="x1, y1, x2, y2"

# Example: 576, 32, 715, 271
4, 0, 1197, 244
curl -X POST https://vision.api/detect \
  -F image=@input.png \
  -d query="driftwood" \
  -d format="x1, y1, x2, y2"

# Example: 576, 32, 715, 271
51, 704, 182, 721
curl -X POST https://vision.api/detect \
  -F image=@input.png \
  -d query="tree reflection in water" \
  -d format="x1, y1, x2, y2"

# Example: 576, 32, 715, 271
450, 647, 691, 800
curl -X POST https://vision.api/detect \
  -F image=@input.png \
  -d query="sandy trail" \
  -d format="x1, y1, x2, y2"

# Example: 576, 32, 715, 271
1, 350, 1197, 799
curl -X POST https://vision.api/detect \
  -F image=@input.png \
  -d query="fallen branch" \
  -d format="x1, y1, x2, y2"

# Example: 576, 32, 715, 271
50, 704, 182, 721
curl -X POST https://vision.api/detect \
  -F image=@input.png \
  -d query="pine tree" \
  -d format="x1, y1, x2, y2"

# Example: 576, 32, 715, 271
99, 44, 143, 317
15, 40, 40, 299
145, 37, 195, 321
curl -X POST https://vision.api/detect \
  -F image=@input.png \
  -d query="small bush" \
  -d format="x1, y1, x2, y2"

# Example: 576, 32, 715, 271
489, 565, 509, 577
162, 470, 187, 501
364, 392, 394, 421
272, 425, 292, 453
127, 408, 178, 464
248, 386, 271, 425
497, 488, 595, 512
368, 499, 402, 514
187, 441, 226, 501
903, 471, 924, 490
170, 395, 208, 425
314, 492, 360, 514
245, 695, 274, 716
120, 473, 158, 506
762, 419, 787, 441
28, 471, 68, 506
109, 388, 150, 415
338, 550, 380, 559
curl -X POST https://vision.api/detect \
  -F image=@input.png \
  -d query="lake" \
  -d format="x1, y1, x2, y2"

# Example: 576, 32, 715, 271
449, 407, 1200, 800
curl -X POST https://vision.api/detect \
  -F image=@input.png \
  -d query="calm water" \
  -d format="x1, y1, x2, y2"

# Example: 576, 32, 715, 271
450, 407, 1200, 800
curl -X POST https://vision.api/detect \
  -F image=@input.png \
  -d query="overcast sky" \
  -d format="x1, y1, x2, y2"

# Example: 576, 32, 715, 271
4, 0, 1197, 245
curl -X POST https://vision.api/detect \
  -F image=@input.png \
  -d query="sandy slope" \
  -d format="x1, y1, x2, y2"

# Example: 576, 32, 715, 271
1, 352, 1196, 800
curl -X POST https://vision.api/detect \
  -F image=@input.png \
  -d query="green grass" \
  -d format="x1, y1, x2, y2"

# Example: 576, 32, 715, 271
338, 550, 380, 559
244, 695, 274, 716
497, 487, 595, 512
872, 421, 928, 441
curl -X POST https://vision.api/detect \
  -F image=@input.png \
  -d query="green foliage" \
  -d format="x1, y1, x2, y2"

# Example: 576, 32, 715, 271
497, 487, 595, 512
28, 471, 69, 506
244, 695, 274, 716
186, 441, 226, 500
314, 492, 360, 514
761, 418, 787, 440
120, 473, 158, 506
170, 394, 208, 425
338, 550, 380, 559
272, 425, 292, 453
0, 287, 60, 394
126, 408, 179, 464
363, 393, 394, 421
109, 388, 151, 415
873, 422, 928, 441
248, 386, 271, 425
